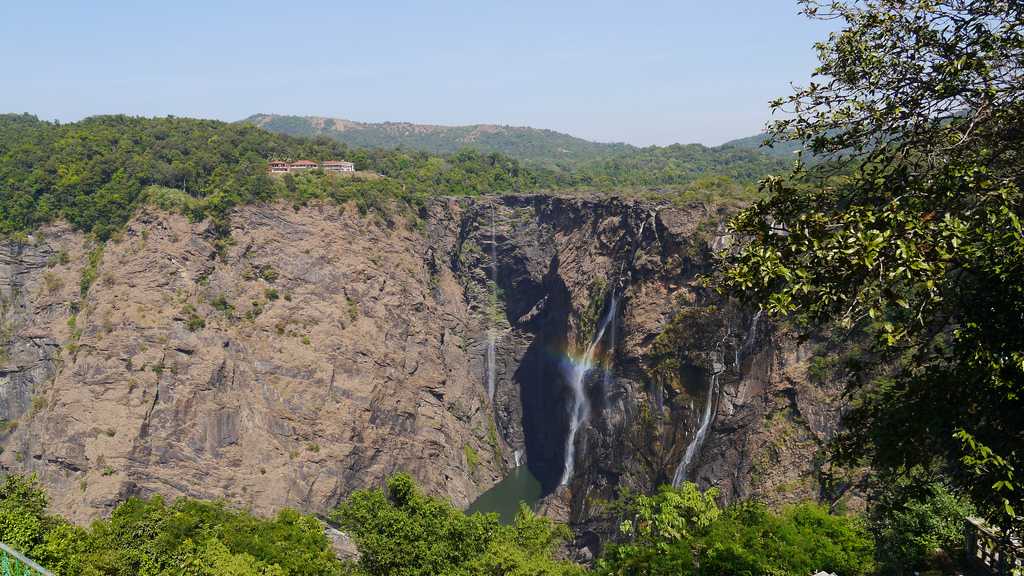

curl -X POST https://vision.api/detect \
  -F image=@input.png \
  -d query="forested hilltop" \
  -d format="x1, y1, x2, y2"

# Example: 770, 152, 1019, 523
0, 113, 783, 239
242, 113, 635, 165
719, 132, 805, 159
242, 113, 792, 174
0, 114, 540, 238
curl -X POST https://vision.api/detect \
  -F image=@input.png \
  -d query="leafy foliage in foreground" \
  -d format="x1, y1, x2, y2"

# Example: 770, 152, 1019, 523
0, 474, 346, 575
0, 473, 584, 576
0, 473, 885, 576
597, 483, 875, 576
870, 477, 975, 575
331, 474, 583, 576
719, 0, 1024, 531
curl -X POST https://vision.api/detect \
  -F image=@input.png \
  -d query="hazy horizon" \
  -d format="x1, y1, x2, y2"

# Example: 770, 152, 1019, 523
1, 1, 838, 147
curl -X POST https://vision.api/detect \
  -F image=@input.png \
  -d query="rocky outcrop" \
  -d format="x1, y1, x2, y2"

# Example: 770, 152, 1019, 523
0, 195, 844, 533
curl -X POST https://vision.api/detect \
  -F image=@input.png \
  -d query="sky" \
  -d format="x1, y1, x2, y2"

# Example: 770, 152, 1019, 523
0, 1, 838, 146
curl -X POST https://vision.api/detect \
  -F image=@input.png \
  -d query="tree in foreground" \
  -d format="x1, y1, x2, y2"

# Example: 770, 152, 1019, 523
0, 474, 348, 575
596, 482, 875, 576
720, 0, 1024, 533
331, 473, 583, 576
870, 479, 975, 574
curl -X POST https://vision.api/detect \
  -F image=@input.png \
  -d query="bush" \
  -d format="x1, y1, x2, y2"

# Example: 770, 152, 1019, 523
0, 475, 350, 575
871, 479, 974, 575
331, 473, 582, 576
598, 483, 875, 576
698, 502, 875, 576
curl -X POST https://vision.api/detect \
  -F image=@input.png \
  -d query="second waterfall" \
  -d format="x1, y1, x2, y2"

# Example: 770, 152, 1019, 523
560, 292, 619, 486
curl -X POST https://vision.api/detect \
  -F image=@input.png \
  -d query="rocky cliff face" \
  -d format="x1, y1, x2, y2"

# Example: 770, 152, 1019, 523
0, 195, 844, 532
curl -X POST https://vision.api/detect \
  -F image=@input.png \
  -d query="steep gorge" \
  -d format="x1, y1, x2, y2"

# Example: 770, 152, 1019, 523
0, 195, 850, 538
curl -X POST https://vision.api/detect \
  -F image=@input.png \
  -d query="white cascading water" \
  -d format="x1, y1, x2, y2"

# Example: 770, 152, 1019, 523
672, 331, 730, 487
601, 291, 619, 405
671, 364, 724, 486
560, 292, 618, 486
734, 309, 763, 370
485, 206, 498, 402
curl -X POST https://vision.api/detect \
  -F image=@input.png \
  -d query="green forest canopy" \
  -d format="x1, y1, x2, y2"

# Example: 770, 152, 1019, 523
243, 113, 798, 170
0, 473, 878, 576
0, 113, 787, 239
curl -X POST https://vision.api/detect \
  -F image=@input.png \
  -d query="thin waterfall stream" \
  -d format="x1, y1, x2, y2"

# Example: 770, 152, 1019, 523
734, 309, 763, 371
485, 205, 498, 402
560, 292, 618, 486
671, 329, 730, 487
671, 309, 764, 486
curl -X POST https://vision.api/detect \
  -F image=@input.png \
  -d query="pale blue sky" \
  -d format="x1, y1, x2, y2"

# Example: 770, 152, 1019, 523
0, 1, 837, 146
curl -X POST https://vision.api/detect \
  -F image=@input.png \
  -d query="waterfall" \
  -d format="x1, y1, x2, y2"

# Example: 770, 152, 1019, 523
734, 309, 763, 371
601, 291, 619, 405
513, 448, 523, 468
486, 338, 496, 402
560, 294, 618, 486
671, 331, 730, 487
486, 206, 499, 402
671, 364, 723, 487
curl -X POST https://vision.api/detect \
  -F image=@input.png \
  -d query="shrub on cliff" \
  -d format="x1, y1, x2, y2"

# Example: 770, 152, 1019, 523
0, 474, 85, 573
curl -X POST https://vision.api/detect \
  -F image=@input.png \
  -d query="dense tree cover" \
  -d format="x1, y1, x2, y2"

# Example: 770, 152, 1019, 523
0, 473, 582, 576
0, 474, 347, 575
719, 0, 1024, 533
596, 483, 875, 576
558, 143, 789, 190
718, 132, 806, 160
870, 478, 975, 575
0, 114, 545, 239
330, 474, 583, 576
245, 114, 790, 187
0, 113, 788, 241
1, 473, 881, 576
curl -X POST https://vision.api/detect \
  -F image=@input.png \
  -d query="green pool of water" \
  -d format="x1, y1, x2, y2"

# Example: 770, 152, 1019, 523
466, 465, 544, 524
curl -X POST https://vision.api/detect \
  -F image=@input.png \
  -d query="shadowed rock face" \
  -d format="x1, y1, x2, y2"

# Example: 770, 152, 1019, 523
0, 195, 845, 531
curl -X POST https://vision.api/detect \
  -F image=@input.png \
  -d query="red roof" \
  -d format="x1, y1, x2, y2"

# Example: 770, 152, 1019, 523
291, 160, 318, 166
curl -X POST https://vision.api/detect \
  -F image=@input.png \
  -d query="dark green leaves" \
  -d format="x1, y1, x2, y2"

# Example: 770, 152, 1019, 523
720, 0, 1024, 533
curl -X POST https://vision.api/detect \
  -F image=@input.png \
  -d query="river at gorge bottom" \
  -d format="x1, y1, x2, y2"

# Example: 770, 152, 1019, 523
466, 465, 545, 524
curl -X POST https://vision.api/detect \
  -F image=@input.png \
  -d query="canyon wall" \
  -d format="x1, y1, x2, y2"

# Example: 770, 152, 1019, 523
0, 195, 846, 532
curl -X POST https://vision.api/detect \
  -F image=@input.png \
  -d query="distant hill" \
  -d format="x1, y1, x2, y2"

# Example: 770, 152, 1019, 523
242, 113, 634, 167
242, 114, 794, 187
720, 133, 807, 160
